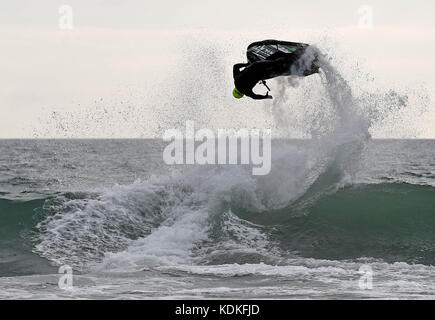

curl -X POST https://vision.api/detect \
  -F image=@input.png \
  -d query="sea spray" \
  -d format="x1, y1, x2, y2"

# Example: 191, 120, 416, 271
33, 47, 374, 271
263, 46, 372, 209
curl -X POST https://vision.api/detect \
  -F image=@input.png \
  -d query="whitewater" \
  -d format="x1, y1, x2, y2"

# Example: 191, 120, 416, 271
1, 46, 435, 299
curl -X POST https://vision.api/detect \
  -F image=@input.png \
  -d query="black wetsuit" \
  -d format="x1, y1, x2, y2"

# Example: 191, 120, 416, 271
233, 47, 319, 100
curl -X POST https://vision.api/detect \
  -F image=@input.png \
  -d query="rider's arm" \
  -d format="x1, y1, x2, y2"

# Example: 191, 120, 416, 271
233, 63, 249, 77
246, 91, 273, 100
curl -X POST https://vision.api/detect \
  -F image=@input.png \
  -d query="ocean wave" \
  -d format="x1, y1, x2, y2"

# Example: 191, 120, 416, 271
263, 182, 435, 265
22, 50, 435, 276
0, 198, 55, 276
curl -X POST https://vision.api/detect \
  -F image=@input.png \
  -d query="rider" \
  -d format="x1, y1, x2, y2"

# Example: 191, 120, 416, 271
233, 46, 319, 100
233, 62, 273, 100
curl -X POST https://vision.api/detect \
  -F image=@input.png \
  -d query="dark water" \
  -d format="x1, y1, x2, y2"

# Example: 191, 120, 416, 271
0, 139, 435, 299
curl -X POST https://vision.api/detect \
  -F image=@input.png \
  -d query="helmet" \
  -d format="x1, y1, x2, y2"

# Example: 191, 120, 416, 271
232, 88, 244, 99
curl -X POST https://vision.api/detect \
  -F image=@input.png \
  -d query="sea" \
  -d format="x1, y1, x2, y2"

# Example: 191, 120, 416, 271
0, 138, 434, 299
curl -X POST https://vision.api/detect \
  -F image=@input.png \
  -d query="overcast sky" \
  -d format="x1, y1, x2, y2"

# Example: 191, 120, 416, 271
1, 1, 434, 138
